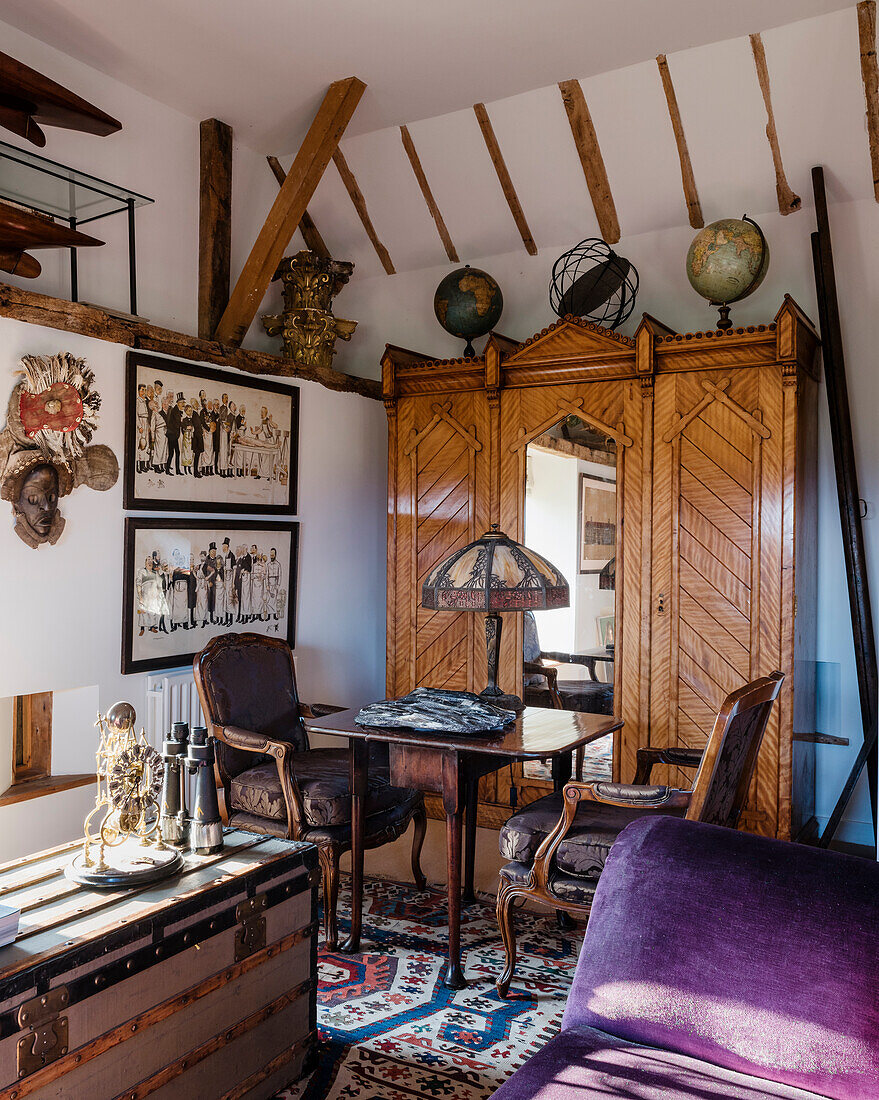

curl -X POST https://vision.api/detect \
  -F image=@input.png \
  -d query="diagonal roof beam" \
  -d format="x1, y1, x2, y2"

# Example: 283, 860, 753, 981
266, 155, 330, 258
749, 34, 800, 215
558, 79, 620, 244
473, 102, 537, 255
214, 76, 365, 346
332, 148, 396, 274
656, 56, 704, 229
400, 124, 459, 262
858, 0, 879, 202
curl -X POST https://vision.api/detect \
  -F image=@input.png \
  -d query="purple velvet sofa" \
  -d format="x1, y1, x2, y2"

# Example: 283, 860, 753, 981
493, 815, 879, 1099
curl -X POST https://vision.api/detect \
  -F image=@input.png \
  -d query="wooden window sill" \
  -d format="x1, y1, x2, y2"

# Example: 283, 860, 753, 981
0, 774, 95, 807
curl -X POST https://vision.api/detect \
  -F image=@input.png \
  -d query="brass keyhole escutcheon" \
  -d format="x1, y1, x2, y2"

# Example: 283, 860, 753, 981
658, 593, 666, 614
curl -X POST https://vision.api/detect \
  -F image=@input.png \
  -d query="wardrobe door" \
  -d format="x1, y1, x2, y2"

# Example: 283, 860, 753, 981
649, 366, 784, 835
387, 393, 490, 698
496, 374, 649, 808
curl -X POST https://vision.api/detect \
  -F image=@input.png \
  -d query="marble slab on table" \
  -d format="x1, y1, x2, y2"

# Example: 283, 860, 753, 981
355, 687, 514, 734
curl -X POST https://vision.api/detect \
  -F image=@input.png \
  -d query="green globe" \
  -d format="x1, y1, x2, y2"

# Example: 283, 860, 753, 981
434, 265, 503, 354
686, 217, 769, 307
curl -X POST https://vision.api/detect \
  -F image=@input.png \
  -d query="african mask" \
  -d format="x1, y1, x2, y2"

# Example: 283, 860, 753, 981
0, 352, 118, 548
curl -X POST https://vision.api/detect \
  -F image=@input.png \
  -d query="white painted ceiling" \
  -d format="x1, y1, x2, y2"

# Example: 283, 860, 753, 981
0, 0, 852, 150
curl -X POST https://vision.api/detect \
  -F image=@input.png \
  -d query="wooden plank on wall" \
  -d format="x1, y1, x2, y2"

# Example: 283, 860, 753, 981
858, 0, 879, 202
558, 78, 620, 243
0, 280, 381, 399
655, 56, 703, 229
198, 118, 233, 340
331, 148, 396, 274
472, 103, 537, 255
399, 125, 459, 262
14, 692, 52, 781
214, 76, 365, 346
266, 155, 331, 258
749, 34, 801, 215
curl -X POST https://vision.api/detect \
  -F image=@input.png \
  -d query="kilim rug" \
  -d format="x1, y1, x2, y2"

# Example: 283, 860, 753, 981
277, 875, 586, 1100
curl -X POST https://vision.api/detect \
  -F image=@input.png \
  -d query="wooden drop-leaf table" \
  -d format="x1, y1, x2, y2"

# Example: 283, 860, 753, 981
306, 705, 622, 988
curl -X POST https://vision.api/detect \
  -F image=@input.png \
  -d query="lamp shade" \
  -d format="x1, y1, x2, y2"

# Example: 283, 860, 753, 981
422, 525, 569, 612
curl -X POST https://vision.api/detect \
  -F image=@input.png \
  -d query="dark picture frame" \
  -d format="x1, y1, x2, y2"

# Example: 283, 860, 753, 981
122, 517, 299, 675
123, 352, 299, 515
578, 471, 616, 575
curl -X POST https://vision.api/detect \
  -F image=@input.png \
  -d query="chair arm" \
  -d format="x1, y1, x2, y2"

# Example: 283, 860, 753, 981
215, 723, 296, 756
528, 780, 691, 893
300, 702, 346, 719
539, 650, 601, 681
523, 662, 562, 709
523, 661, 557, 684
214, 724, 306, 837
584, 781, 692, 810
634, 746, 704, 784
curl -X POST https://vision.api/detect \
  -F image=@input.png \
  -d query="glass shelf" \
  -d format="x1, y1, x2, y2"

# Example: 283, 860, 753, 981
0, 140, 153, 225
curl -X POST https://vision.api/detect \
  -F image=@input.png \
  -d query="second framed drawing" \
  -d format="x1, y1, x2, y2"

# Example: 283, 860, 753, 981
124, 352, 299, 514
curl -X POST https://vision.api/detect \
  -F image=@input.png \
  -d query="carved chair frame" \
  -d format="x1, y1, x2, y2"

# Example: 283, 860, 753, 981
496, 671, 784, 995
194, 632, 426, 947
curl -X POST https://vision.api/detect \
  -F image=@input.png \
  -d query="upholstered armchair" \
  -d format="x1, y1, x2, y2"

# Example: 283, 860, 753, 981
495, 670, 784, 996
194, 633, 427, 948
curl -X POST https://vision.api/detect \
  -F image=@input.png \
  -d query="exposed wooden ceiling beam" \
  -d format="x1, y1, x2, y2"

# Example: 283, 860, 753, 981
400, 124, 459, 262
331, 148, 396, 274
199, 118, 232, 340
473, 102, 537, 256
750, 33, 801, 215
858, 0, 879, 202
266, 155, 331, 258
558, 79, 620, 244
0, 280, 381, 399
214, 76, 365, 347
655, 56, 704, 229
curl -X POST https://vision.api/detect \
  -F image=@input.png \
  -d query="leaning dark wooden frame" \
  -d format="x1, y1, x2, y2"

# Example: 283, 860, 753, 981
123, 350, 300, 514
810, 165, 879, 845
495, 672, 784, 997
194, 632, 427, 949
121, 516, 298, 675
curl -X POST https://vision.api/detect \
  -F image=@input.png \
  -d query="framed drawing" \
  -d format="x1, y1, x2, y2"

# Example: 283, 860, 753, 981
597, 613, 615, 648
578, 471, 616, 574
122, 517, 298, 674
124, 352, 298, 514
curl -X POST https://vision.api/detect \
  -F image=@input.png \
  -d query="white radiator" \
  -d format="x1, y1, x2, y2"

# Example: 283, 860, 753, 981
145, 667, 205, 752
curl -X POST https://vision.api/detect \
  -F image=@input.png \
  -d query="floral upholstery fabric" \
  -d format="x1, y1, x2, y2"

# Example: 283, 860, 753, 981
499, 791, 685, 879
499, 859, 599, 905
229, 748, 418, 827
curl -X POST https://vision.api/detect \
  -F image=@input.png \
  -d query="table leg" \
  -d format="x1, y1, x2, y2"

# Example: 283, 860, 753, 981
462, 772, 478, 905
342, 737, 368, 954
552, 751, 573, 793
442, 752, 466, 989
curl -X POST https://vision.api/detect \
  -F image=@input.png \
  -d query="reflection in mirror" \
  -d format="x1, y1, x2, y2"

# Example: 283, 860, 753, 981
522, 415, 617, 783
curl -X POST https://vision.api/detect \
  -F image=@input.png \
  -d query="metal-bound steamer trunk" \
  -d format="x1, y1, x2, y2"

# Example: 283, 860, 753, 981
0, 830, 318, 1099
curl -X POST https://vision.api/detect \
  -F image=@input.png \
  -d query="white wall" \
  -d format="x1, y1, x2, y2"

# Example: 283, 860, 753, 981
0, 24, 387, 861
525, 448, 577, 652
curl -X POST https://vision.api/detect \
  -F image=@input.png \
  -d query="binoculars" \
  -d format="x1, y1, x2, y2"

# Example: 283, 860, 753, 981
158, 723, 224, 856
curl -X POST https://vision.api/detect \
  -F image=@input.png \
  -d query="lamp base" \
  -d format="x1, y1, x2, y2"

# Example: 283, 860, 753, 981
478, 686, 524, 712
